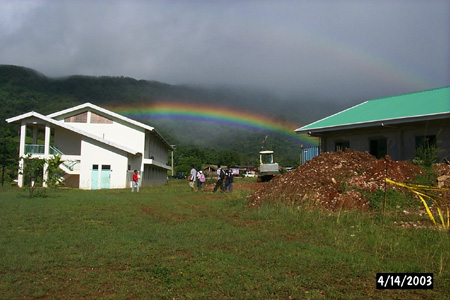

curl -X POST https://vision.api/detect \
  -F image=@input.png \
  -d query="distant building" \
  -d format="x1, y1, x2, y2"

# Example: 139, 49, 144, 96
295, 87, 450, 161
6, 103, 173, 189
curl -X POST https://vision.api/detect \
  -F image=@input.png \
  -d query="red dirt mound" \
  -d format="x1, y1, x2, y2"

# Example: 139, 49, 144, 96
248, 150, 424, 210
435, 163, 450, 189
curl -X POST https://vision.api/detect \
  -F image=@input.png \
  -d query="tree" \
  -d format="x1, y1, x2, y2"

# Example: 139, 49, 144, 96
45, 155, 65, 188
20, 154, 64, 197
21, 154, 45, 197
219, 150, 241, 166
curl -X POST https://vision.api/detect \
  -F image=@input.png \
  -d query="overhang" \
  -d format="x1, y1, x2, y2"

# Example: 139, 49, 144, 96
295, 86, 450, 135
6, 111, 140, 155
47, 102, 173, 150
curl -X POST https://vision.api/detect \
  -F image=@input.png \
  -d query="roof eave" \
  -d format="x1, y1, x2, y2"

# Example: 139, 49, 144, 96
295, 112, 450, 135
6, 112, 139, 155
6, 111, 39, 123
148, 128, 173, 150
47, 102, 155, 132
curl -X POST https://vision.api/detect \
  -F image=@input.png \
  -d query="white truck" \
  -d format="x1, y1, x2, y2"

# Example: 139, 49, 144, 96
258, 150, 280, 182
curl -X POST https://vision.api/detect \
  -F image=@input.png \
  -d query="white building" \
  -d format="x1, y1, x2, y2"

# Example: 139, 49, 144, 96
6, 103, 173, 189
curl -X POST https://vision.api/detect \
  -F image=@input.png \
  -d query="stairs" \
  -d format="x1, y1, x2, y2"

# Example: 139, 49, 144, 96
50, 146, 80, 174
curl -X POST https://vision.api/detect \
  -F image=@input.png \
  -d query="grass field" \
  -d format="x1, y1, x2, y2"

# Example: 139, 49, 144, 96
1, 179, 449, 299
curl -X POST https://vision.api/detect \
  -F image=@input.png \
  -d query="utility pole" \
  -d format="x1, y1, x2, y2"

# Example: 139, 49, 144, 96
171, 145, 176, 177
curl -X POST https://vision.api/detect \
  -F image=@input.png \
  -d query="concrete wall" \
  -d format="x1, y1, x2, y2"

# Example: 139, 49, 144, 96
320, 119, 449, 162
142, 165, 168, 186
65, 115, 145, 152
54, 127, 82, 155
79, 137, 129, 189
127, 154, 143, 174
64, 174, 80, 188
145, 132, 169, 164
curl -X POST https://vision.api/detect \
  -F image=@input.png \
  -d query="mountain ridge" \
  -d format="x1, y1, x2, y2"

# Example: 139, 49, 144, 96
1, 64, 341, 166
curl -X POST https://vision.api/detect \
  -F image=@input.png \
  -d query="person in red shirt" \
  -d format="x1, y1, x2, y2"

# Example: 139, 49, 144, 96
132, 170, 140, 192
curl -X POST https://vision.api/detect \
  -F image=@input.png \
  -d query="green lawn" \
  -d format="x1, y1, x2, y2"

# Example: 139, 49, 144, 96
0, 181, 449, 299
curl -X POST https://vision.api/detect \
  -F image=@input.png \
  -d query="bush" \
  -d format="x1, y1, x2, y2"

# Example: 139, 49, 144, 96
413, 145, 438, 169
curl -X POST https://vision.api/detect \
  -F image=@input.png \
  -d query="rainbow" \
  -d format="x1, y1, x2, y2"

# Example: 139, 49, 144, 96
111, 102, 318, 146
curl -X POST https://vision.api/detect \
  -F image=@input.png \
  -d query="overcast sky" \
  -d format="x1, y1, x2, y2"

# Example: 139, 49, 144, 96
1, 0, 449, 102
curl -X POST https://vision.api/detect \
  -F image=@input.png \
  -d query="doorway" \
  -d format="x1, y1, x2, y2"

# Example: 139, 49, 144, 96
100, 165, 111, 189
91, 164, 111, 189
91, 165, 99, 190
369, 138, 387, 159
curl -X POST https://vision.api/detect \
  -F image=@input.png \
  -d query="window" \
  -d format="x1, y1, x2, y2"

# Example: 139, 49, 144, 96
415, 135, 437, 165
91, 112, 113, 124
369, 138, 387, 159
65, 112, 88, 123
415, 135, 436, 151
335, 141, 350, 151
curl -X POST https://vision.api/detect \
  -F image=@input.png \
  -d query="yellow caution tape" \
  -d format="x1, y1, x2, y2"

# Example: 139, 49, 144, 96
386, 178, 450, 229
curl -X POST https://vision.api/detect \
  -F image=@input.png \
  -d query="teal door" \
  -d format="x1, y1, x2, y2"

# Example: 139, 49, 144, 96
100, 165, 111, 189
91, 165, 99, 190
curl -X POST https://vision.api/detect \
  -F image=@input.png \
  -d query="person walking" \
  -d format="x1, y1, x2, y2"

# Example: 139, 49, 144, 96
213, 164, 225, 192
224, 166, 234, 192
189, 165, 197, 191
131, 170, 140, 192
197, 170, 205, 191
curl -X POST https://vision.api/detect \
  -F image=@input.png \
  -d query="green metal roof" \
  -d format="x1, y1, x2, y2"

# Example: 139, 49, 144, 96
295, 87, 450, 133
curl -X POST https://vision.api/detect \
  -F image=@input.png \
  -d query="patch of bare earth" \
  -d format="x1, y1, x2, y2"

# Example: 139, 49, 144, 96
248, 149, 426, 211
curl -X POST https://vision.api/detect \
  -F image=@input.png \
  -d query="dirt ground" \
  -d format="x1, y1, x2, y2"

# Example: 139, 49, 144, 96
248, 149, 450, 211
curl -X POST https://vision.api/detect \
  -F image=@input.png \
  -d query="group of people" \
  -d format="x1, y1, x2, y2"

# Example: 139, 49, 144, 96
188, 165, 205, 191
131, 165, 235, 193
189, 164, 234, 192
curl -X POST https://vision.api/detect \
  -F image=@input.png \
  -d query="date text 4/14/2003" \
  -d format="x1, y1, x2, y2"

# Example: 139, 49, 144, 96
376, 273, 433, 289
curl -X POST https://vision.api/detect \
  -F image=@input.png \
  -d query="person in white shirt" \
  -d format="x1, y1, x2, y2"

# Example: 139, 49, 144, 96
189, 165, 197, 191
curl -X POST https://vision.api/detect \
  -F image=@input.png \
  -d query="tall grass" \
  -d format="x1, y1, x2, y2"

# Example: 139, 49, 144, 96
1, 182, 449, 299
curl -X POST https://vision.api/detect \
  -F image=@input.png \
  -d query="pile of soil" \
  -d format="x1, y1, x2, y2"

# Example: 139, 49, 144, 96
435, 163, 450, 188
249, 150, 426, 210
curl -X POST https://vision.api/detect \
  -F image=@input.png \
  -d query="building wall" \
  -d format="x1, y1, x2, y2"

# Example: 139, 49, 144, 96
59, 110, 145, 152
143, 165, 168, 186
79, 137, 129, 189
53, 127, 82, 155
145, 132, 170, 164
64, 174, 80, 188
320, 119, 449, 162
127, 154, 143, 173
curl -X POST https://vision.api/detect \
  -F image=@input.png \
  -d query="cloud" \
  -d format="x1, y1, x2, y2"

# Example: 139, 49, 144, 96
1, 0, 449, 101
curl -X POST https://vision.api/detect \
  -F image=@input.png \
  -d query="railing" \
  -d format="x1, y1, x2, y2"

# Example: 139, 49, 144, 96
50, 146, 64, 155
25, 144, 65, 155
24, 144, 80, 172
25, 144, 45, 154
62, 160, 80, 171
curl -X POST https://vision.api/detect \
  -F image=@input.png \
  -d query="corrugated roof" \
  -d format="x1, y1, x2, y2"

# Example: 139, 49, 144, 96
295, 86, 450, 133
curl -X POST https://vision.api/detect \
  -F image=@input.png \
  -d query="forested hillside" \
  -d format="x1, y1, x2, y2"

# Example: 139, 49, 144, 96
0, 65, 338, 181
